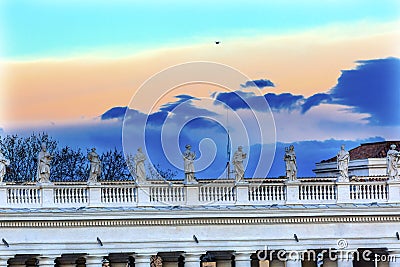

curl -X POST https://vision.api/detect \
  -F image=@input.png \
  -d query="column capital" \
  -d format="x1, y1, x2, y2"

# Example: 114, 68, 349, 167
134, 254, 153, 264
388, 250, 400, 260
85, 254, 107, 266
0, 255, 11, 266
37, 255, 59, 266
234, 252, 253, 261
285, 251, 302, 267
234, 252, 252, 267
285, 250, 303, 261
336, 250, 356, 261
184, 253, 203, 262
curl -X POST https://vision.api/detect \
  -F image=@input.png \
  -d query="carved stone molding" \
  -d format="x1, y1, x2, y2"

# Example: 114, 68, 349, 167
1, 214, 399, 228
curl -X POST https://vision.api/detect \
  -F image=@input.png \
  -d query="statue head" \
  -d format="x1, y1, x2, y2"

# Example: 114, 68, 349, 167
91, 147, 96, 152
185, 144, 191, 149
289, 145, 294, 151
341, 144, 345, 150
238, 146, 243, 151
138, 147, 142, 152
41, 143, 47, 151
390, 144, 397, 150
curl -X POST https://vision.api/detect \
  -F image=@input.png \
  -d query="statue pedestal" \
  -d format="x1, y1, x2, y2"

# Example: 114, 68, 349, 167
183, 181, 198, 185
285, 180, 300, 204
235, 183, 249, 205
337, 176, 349, 183
36, 181, 53, 187
87, 183, 102, 207
87, 181, 101, 186
0, 186, 7, 208
337, 182, 352, 204
235, 180, 248, 185
185, 184, 200, 206
388, 180, 400, 203
137, 185, 152, 207
38, 183, 56, 208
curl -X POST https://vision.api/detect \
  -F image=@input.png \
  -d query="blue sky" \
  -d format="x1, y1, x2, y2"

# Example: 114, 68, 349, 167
1, 0, 399, 59
0, 1, 399, 178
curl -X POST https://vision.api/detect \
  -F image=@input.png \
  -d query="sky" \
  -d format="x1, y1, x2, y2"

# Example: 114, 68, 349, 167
0, 0, 399, 178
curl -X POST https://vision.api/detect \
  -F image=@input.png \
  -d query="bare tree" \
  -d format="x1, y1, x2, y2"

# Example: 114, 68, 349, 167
0, 133, 57, 182
100, 148, 132, 181
52, 147, 88, 182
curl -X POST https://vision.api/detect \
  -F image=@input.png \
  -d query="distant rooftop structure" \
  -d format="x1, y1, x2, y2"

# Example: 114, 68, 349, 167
314, 140, 400, 177
320, 140, 400, 163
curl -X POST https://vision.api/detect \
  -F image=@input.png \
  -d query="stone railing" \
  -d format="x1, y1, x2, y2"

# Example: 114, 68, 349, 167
0, 177, 399, 208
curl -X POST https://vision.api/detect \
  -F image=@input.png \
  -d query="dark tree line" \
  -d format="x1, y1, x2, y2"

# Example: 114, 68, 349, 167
0, 133, 132, 182
0, 133, 177, 183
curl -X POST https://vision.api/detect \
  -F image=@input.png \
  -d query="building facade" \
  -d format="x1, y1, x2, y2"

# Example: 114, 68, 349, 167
1, 142, 400, 267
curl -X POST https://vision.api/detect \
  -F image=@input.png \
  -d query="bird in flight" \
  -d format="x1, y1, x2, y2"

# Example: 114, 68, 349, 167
215, 41, 220, 44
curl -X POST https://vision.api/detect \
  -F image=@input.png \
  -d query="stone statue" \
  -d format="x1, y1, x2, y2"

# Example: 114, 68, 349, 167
88, 148, 101, 183
232, 146, 246, 182
37, 143, 53, 183
183, 144, 196, 183
0, 149, 10, 183
284, 145, 297, 182
134, 147, 147, 184
337, 145, 350, 182
387, 144, 400, 180
284, 147, 290, 178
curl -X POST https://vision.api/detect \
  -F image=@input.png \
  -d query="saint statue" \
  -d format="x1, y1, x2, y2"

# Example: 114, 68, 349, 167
387, 144, 400, 180
337, 145, 350, 182
134, 147, 147, 184
232, 146, 246, 182
37, 143, 53, 183
183, 144, 196, 183
0, 149, 10, 183
284, 145, 297, 182
284, 147, 290, 178
88, 148, 101, 183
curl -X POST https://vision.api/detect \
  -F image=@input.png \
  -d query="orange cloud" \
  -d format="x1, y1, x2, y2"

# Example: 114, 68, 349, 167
1, 22, 399, 126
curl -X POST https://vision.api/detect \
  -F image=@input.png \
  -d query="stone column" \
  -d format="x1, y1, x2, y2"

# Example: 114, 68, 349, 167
135, 254, 152, 267
336, 250, 354, 267
37, 255, 58, 267
285, 251, 302, 267
235, 252, 252, 267
184, 253, 202, 267
85, 255, 106, 267
388, 251, 400, 267
0, 255, 11, 266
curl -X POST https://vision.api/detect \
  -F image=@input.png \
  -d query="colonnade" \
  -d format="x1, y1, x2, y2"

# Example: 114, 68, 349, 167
1, 250, 399, 267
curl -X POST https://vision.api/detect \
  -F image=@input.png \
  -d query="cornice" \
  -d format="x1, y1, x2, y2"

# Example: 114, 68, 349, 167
0, 214, 399, 228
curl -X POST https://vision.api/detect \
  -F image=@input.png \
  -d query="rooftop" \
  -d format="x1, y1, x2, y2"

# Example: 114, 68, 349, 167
320, 140, 400, 163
